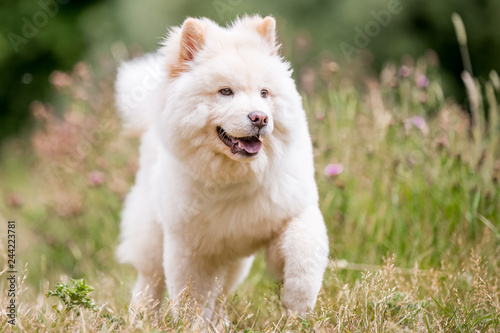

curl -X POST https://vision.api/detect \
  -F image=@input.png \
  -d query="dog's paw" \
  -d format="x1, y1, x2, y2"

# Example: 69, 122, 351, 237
281, 288, 315, 317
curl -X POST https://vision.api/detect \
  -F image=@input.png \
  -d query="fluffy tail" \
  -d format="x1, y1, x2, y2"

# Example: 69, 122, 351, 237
115, 53, 165, 134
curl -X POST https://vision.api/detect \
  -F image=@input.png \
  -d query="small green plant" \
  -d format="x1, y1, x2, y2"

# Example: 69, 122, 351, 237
46, 278, 98, 315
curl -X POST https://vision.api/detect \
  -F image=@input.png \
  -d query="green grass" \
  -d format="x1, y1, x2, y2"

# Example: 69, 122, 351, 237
0, 54, 499, 331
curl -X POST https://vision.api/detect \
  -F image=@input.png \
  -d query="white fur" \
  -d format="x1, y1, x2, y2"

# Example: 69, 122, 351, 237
116, 16, 329, 322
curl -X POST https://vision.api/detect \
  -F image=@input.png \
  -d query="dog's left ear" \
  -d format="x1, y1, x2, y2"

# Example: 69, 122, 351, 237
255, 16, 277, 54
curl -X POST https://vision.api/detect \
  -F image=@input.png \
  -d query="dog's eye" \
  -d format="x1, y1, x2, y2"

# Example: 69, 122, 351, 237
260, 89, 269, 98
219, 88, 233, 96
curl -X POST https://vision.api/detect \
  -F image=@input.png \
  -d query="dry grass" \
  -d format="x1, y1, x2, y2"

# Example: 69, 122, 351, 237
0, 50, 499, 331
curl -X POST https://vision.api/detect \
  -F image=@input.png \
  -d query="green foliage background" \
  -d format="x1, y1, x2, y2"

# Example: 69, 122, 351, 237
1, 0, 500, 140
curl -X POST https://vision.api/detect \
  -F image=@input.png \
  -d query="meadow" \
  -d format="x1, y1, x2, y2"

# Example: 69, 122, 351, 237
0, 47, 499, 331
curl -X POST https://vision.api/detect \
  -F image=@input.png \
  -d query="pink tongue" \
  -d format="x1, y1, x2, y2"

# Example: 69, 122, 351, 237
238, 139, 262, 153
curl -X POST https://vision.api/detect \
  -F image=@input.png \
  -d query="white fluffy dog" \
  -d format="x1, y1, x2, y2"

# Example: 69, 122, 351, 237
115, 15, 329, 321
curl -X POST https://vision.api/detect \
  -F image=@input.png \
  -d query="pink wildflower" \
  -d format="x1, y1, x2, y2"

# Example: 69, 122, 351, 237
87, 170, 105, 186
399, 65, 410, 78
7, 193, 23, 207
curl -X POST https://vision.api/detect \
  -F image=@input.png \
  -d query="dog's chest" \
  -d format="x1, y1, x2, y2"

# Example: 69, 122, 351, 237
170, 183, 290, 257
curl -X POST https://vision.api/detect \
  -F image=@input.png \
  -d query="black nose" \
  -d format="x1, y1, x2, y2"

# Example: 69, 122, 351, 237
248, 111, 268, 130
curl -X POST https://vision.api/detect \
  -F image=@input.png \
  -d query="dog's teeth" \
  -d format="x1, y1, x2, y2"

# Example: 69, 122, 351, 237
238, 142, 243, 148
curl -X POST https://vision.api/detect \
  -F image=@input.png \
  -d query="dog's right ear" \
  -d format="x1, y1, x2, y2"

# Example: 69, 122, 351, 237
170, 18, 207, 78
180, 18, 206, 63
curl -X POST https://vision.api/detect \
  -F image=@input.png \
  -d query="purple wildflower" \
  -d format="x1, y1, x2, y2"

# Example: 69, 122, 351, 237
404, 116, 429, 135
416, 75, 429, 88
410, 116, 426, 129
399, 65, 410, 78
324, 163, 343, 176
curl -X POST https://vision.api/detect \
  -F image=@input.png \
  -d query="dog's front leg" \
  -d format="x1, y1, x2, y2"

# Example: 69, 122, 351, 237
266, 205, 329, 315
163, 238, 221, 323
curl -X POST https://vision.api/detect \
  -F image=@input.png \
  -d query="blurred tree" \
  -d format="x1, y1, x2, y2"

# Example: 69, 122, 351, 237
0, 0, 105, 141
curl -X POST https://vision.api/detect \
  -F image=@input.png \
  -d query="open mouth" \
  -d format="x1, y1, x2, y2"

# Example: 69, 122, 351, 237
217, 126, 262, 157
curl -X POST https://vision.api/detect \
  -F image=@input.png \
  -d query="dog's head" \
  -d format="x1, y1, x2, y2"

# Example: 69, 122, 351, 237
157, 16, 304, 181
